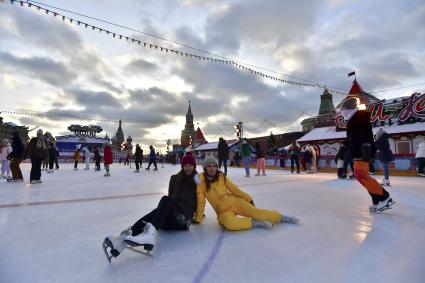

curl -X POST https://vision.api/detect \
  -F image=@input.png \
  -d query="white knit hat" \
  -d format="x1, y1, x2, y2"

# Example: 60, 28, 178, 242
203, 156, 218, 169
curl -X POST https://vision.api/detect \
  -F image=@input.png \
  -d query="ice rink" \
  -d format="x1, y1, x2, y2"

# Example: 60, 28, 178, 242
1, 163, 424, 283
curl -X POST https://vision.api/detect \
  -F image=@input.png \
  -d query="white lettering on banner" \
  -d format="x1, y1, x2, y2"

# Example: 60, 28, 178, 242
335, 93, 425, 129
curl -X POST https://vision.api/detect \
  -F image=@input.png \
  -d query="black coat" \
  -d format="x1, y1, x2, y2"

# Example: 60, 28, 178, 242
134, 147, 143, 162
9, 135, 25, 159
168, 172, 197, 220
48, 146, 59, 160
304, 150, 312, 163
93, 148, 101, 161
346, 110, 376, 160
376, 133, 394, 162
217, 140, 229, 160
255, 146, 265, 158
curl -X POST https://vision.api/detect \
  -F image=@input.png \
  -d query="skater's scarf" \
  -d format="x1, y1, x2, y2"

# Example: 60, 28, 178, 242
204, 171, 226, 191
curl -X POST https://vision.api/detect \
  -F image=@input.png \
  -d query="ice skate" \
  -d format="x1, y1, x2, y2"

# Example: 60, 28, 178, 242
280, 215, 300, 224
124, 222, 156, 252
262, 173, 266, 176
104, 172, 110, 177
245, 174, 250, 177
7, 178, 23, 182
381, 178, 390, 186
153, 168, 158, 171
134, 170, 140, 173
252, 220, 273, 229
255, 173, 260, 176
418, 173, 425, 177
29, 180, 42, 184
102, 236, 126, 262
73, 168, 78, 171
373, 197, 396, 212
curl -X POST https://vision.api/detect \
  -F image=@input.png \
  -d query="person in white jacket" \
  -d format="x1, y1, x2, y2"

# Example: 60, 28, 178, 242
0, 139, 13, 179
416, 141, 425, 177
82, 147, 91, 170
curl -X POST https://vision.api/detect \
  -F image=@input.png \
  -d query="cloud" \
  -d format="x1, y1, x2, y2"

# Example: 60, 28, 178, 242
0, 52, 78, 87
126, 58, 159, 73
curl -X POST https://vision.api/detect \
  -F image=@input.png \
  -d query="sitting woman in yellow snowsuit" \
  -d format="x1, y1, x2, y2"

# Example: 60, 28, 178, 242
194, 156, 299, 231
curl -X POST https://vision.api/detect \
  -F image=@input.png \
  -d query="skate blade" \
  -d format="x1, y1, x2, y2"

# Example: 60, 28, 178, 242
126, 246, 154, 257
124, 240, 154, 253
372, 200, 396, 213
102, 239, 113, 263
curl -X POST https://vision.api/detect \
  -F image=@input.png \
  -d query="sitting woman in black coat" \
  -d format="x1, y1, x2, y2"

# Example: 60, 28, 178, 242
103, 153, 198, 262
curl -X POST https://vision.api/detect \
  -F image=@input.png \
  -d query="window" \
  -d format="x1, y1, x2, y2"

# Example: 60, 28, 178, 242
396, 140, 411, 154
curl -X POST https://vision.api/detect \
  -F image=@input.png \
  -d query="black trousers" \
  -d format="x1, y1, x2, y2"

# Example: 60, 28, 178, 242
135, 160, 142, 170
30, 157, 43, 181
218, 158, 228, 174
55, 158, 59, 169
95, 159, 101, 170
369, 159, 375, 173
290, 156, 300, 172
131, 196, 188, 236
49, 158, 55, 170
74, 160, 78, 169
343, 159, 354, 176
147, 160, 157, 170
417, 158, 425, 174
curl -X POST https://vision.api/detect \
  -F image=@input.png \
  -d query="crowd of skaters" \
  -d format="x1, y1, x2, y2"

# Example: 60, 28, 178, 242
1, 128, 425, 185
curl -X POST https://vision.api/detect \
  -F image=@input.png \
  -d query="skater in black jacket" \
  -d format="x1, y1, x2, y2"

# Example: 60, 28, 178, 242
103, 152, 198, 261
133, 144, 143, 172
340, 97, 395, 212
93, 146, 101, 171
218, 137, 229, 175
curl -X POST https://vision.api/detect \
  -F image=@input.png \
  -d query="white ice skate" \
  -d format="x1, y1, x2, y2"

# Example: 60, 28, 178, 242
280, 215, 300, 224
372, 197, 396, 212
381, 178, 390, 186
124, 222, 156, 252
102, 235, 127, 262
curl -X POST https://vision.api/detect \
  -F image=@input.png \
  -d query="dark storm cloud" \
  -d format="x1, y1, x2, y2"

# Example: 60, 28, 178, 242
0, 52, 78, 87
65, 88, 122, 109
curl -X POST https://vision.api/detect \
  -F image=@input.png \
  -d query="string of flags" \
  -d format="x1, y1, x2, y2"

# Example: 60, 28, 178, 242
9, 0, 333, 90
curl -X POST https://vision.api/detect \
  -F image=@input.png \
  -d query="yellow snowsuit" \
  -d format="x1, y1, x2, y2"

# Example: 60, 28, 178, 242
194, 173, 282, 231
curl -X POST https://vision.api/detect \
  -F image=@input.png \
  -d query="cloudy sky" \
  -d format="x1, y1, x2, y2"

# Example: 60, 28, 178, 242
1, 0, 424, 150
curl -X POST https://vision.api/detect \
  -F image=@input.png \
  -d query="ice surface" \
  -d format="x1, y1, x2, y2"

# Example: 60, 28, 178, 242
1, 164, 424, 283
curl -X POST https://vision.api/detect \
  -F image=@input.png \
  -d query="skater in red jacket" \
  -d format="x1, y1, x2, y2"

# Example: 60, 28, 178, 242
103, 142, 113, 177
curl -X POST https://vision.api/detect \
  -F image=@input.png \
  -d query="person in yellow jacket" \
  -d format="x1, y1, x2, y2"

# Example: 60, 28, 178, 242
194, 156, 300, 231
